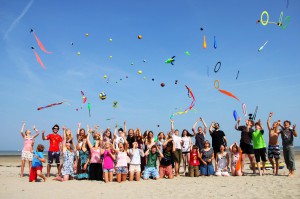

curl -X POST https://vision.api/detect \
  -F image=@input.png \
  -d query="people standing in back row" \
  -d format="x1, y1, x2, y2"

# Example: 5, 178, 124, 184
192, 117, 207, 151
42, 124, 63, 177
235, 117, 256, 175
279, 119, 297, 177
267, 112, 281, 175
209, 121, 227, 161
170, 119, 182, 177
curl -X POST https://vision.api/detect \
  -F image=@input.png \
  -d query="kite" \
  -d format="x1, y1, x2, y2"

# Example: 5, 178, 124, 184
214, 36, 217, 49
258, 41, 268, 52
249, 106, 258, 120
31, 47, 46, 70
138, 70, 142, 74
138, 35, 142, 39
242, 103, 247, 116
185, 51, 190, 56
88, 103, 91, 117
161, 83, 165, 87
175, 80, 178, 84
200, 27, 204, 31
214, 62, 221, 73
203, 35, 207, 49
214, 80, 239, 101
37, 101, 65, 110
165, 56, 176, 65
170, 85, 196, 118
236, 70, 240, 80
233, 110, 238, 121
31, 30, 52, 54
81, 91, 87, 103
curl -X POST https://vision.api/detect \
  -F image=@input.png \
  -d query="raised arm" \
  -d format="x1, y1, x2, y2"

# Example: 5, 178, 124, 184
86, 132, 93, 149
170, 119, 175, 134
156, 145, 164, 158
32, 125, 40, 139
293, 124, 298, 137
20, 122, 26, 138
209, 121, 215, 134
200, 117, 207, 135
76, 122, 81, 141
267, 112, 273, 131
42, 130, 46, 140
235, 117, 241, 130
192, 119, 199, 135
124, 121, 127, 137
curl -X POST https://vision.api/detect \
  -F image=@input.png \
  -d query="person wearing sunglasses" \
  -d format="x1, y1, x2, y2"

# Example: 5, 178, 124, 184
42, 124, 63, 177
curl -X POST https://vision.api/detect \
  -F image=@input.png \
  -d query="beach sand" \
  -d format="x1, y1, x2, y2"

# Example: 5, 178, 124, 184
0, 153, 300, 199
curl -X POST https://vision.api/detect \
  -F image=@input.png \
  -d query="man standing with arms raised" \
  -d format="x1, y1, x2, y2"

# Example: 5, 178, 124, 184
42, 124, 63, 177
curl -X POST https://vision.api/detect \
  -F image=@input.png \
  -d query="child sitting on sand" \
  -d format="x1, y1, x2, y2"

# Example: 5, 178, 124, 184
29, 143, 46, 182
229, 142, 242, 176
129, 142, 144, 181
114, 142, 129, 183
215, 145, 230, 176
143, 144, 163, 180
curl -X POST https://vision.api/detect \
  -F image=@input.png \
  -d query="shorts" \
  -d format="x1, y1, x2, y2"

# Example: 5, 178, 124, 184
182, 151, 190, 155
22, 151, 33, 161
240, 142, 254, 154
173, 149, 182, 163
116, 166, 128, 174
48, 151, 60, 165
29, 166, 42, 182
129, 164, 141, 173
189, 165, 200, 177
200, 163, 214, 176
103, 168, 114, 172
268, 145, 280, 159
143, 166, 159, 179
159, 165, 173, 178
254, 148, 267, 162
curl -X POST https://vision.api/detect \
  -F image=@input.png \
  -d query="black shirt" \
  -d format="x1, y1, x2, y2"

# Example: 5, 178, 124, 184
210, 130, 226, 149
238, 126, 254, 145
195, 133, 205, 150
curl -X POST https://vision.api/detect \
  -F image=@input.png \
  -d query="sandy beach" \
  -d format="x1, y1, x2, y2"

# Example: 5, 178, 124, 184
0, 152, 300, 199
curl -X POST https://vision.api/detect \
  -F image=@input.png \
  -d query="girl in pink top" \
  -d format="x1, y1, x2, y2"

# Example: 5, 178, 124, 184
20, 122, 40, 177
114, 142, 129, 183
86, 132, 103, 181
101, 142, 116, 183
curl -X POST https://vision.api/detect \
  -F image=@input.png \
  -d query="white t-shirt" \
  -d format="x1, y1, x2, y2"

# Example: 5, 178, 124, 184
181, 137, 190, 152
172, 134, 182, 149
115, 135, 125, 150
129, 149, 143, 164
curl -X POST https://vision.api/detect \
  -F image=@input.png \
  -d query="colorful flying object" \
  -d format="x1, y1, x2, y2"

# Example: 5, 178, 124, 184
258, 41, 268, 52
99, 92, 107, 100
88, 103, 91, 117
233, 110, 238, 121
214, 80, 239, 101
165, 56, 176, 65
37, 101, 65, 110
81, 91, 87, 103
113, 101, 118, 108
203, 35, 207, 49
214, 36, 217, 49
170, 85, 196, 118
31, 29, 52, 54
31, 47, 46, 70
185, 51, 190, 56
242, 103, 247, 116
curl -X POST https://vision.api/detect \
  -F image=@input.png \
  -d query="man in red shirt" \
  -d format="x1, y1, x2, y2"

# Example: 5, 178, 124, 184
42, 124, 62, 177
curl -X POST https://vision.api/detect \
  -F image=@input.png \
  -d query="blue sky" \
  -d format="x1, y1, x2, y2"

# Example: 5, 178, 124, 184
1, 0, 299, 150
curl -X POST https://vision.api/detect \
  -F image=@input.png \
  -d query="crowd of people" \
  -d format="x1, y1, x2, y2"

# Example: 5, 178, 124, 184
19, 112, 298, 182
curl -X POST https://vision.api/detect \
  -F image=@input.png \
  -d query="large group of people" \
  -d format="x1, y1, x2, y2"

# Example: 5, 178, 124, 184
19, 113, 298, 182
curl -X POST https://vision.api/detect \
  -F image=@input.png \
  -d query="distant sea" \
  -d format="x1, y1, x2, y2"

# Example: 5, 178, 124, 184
1, 146, 300, 156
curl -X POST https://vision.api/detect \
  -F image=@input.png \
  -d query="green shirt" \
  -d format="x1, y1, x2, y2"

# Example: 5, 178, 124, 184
252, 130, 266, 149
147, 151, 159, 167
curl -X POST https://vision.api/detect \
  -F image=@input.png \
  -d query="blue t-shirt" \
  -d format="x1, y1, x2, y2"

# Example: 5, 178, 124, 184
32, 151, 44, 168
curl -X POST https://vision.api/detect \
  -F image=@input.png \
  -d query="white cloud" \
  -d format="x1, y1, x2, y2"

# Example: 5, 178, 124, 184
3, 0, 34, 40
